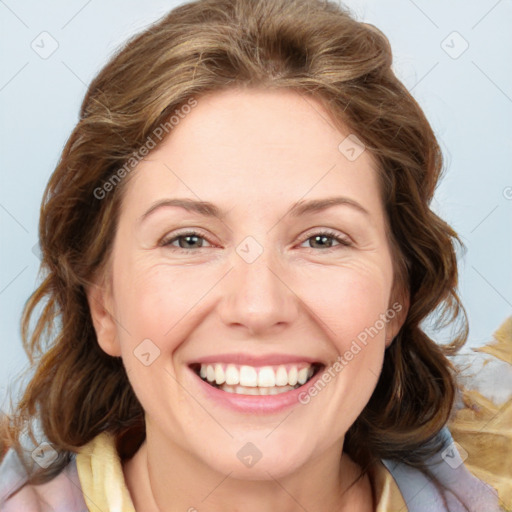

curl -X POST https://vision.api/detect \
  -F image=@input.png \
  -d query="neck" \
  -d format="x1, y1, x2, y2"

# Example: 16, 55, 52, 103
123, 428, 374, 512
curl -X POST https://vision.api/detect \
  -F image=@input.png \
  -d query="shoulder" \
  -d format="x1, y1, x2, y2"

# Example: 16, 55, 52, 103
0, 447, 88, 512
382, 426, 504, 512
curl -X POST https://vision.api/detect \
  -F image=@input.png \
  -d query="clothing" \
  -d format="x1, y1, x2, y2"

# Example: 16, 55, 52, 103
1, 317, 511, 511
0, 427, 503, 511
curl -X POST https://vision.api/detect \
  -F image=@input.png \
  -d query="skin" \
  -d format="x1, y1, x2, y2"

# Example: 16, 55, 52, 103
87, 87, 408, 512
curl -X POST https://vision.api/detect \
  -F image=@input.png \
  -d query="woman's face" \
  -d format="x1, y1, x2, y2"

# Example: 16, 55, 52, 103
89, 87, 406, 478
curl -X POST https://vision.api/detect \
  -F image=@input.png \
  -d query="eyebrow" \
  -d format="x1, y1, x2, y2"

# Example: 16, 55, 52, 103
139, 196, 370, 224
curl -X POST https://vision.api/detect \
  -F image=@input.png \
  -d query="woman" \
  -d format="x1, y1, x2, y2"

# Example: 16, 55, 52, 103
0, 0, 509, 510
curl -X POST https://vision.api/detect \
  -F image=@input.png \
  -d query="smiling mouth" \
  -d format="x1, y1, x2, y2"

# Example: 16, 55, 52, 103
190, 362, 324, 396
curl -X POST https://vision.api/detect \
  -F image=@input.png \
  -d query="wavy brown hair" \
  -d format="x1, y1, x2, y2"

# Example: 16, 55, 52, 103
2, 0, 467, 495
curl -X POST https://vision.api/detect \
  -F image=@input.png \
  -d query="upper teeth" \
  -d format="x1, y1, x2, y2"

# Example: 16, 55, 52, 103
199, 363, 315, 387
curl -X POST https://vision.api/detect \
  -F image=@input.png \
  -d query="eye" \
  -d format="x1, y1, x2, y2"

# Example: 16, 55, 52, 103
298, 229, 353, 250
160, 230, 213, 252
160, 228, 353, 253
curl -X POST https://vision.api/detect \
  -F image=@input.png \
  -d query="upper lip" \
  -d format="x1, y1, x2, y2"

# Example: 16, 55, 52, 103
188, 353, 323, 366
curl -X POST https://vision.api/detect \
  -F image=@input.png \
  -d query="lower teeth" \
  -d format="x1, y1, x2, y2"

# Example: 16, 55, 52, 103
218, 383, 299, 395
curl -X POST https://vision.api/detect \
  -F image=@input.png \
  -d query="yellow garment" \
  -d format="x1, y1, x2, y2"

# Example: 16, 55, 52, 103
369, 460, 408, 511
76, 432, 407, 511
76, 432, 135, 512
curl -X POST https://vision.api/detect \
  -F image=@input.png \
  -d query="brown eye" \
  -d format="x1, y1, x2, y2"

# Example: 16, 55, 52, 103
161, 231, 212, 251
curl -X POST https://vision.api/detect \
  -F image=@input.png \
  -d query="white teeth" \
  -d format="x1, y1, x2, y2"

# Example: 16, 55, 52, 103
214, 364, 225, 385
197, 362, 318, 391
288, 366, 298, 386
275, 365, 288, 386
239, 365, 258, 387
225, 364, 239, 385
220, 384, 296, 395
237, 385, 257, 395
206, 365, 215, 383
297, 367, 309, 385
258, 366, 276, 387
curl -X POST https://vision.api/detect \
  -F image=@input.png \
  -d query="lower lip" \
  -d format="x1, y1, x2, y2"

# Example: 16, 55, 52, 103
189, 366, 325, 414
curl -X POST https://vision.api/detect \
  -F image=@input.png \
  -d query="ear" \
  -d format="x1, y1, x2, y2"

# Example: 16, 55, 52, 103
86, 273, 121, 357
384, 288, 410, 349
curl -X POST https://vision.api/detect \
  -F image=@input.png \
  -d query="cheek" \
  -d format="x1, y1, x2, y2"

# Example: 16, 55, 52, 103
117, 273, 181, 344
112, 262, 217, 352
297, 261, 391, 348
111, 265, 195, 412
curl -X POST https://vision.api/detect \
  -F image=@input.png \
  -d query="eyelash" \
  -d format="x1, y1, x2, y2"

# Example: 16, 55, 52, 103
160, 229, 353, 253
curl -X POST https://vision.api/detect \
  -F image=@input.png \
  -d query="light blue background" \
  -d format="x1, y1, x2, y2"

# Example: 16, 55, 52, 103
1, 0, 511, 409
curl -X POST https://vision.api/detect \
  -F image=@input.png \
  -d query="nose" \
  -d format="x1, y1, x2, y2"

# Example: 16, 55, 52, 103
217, 247, 300, 336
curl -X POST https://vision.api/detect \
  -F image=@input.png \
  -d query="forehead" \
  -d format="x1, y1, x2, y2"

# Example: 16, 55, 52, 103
121, 87, 383, 219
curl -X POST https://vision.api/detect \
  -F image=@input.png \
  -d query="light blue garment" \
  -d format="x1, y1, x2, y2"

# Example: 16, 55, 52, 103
0, 426, 504, 511
0, 446, 88, 511
382, 427, 504, 511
